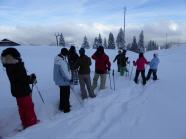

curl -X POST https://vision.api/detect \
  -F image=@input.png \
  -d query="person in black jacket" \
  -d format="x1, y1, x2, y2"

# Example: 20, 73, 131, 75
113, 50, 122, 72
1, 48, 38, 129
68, 46, 79, 85
113, 50, 129, 76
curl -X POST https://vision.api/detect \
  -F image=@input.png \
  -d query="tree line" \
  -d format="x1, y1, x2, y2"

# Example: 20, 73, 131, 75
56, 29, 160, 53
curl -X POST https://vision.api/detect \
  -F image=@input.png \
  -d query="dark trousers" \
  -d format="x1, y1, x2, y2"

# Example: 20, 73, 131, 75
117, 64, 120, 72
134, 70, 146, 85
59, 86, 70, 113
146, 69, 157, 81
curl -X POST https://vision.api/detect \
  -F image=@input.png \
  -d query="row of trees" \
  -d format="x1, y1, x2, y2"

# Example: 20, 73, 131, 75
129, 31, 145, 53
127, 31, 159, 52
56, 28, 125, 49
57, 29, 159, 53
146, 40, 159, 51
83, 28, 125, 49
84, 32, 117, 49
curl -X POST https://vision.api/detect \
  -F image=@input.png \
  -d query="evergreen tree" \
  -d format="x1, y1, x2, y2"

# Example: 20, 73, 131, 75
116, 28, 125, 49
147, 40, 159, 51
126, 43, 131, 50
108, 32, 116, 49
93, 37, 99, 49
97, 34, 103, 47
138, 30, 144, 53
59, 33, 65, 47
81, 36, 90, 49
130, 36, 138, 53
103, 38, 107, 49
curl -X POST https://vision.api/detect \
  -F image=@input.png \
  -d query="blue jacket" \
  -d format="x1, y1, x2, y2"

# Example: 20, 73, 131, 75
53, 55, 71, 86
149, 56, 160, 70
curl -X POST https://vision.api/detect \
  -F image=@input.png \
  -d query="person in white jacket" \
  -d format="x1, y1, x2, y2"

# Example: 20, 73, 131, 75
53, 48, 71, 113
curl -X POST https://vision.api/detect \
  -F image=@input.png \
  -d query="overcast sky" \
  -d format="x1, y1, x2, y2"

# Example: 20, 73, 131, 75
0, 0, 186, 46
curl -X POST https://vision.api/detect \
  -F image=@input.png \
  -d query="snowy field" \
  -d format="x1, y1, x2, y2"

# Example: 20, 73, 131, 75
0, 45, 186, 139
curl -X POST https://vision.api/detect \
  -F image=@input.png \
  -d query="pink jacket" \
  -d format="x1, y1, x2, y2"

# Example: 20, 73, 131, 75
134, 57, 148, 70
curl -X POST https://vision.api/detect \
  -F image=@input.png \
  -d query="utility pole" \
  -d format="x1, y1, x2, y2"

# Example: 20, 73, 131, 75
166, 33, 168, 49
123, 7, 127, 48
55, 33, 60, 46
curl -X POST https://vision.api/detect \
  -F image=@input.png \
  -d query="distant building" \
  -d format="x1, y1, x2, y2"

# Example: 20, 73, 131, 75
0, 39, 20, 46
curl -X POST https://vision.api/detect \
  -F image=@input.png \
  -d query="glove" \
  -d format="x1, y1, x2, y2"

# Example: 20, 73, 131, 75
133, 61, 135, 65
30, 73, 37, 84
107, 67, 110, 72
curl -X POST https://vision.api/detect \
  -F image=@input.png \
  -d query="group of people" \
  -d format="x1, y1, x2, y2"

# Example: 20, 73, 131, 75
0, 46, 159, 130
53, 46, 111, 113
133, 52, 160, 85
113, 49, 160, 86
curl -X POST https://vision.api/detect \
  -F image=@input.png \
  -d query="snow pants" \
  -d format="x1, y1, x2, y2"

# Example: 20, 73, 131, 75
79, 74, 96, 99
117, 64, 121, 72
134, 70, 146, 85
59, 86, 71, 113
120, 66, 127, 76
92, 73, 107, 90
16, 96, 37, 128
146, 69, 158, 81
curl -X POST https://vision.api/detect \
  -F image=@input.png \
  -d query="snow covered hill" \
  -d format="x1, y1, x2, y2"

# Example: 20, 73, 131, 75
0, 46, 186, 139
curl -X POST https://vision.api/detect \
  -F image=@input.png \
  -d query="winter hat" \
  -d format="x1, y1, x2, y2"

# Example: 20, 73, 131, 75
1, 48, 21, 59
60, 48, 68, 56
69, 46, 76, 53
122, 49, 127, 54
79, 48, 85, 55
98, 46, 104, 54
139, 53, 144, 58
154, 53, 158, 57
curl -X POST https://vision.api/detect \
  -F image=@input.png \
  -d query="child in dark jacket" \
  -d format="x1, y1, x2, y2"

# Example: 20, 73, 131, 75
113, 50, 122, 72
133, 53, 149, 85
113, 50, 129, 76
1, 48, 38, 129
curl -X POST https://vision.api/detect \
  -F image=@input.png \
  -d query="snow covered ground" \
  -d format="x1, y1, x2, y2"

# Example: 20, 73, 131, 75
0, 45, 186, 139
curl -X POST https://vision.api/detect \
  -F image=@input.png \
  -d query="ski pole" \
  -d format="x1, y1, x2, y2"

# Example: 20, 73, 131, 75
130, 65, 134, 80
35, 84, 45, 104
125, 67, 129, 77
30, 83, 34, 97
108, 71, 112, 90
112, 70, 115, 91
31, 84, 34, 92
127, 62, 131, 77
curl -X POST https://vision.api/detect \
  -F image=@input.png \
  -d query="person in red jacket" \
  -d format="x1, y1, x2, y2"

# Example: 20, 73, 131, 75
133, 53, 149, 85
92, 46, 111, 90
